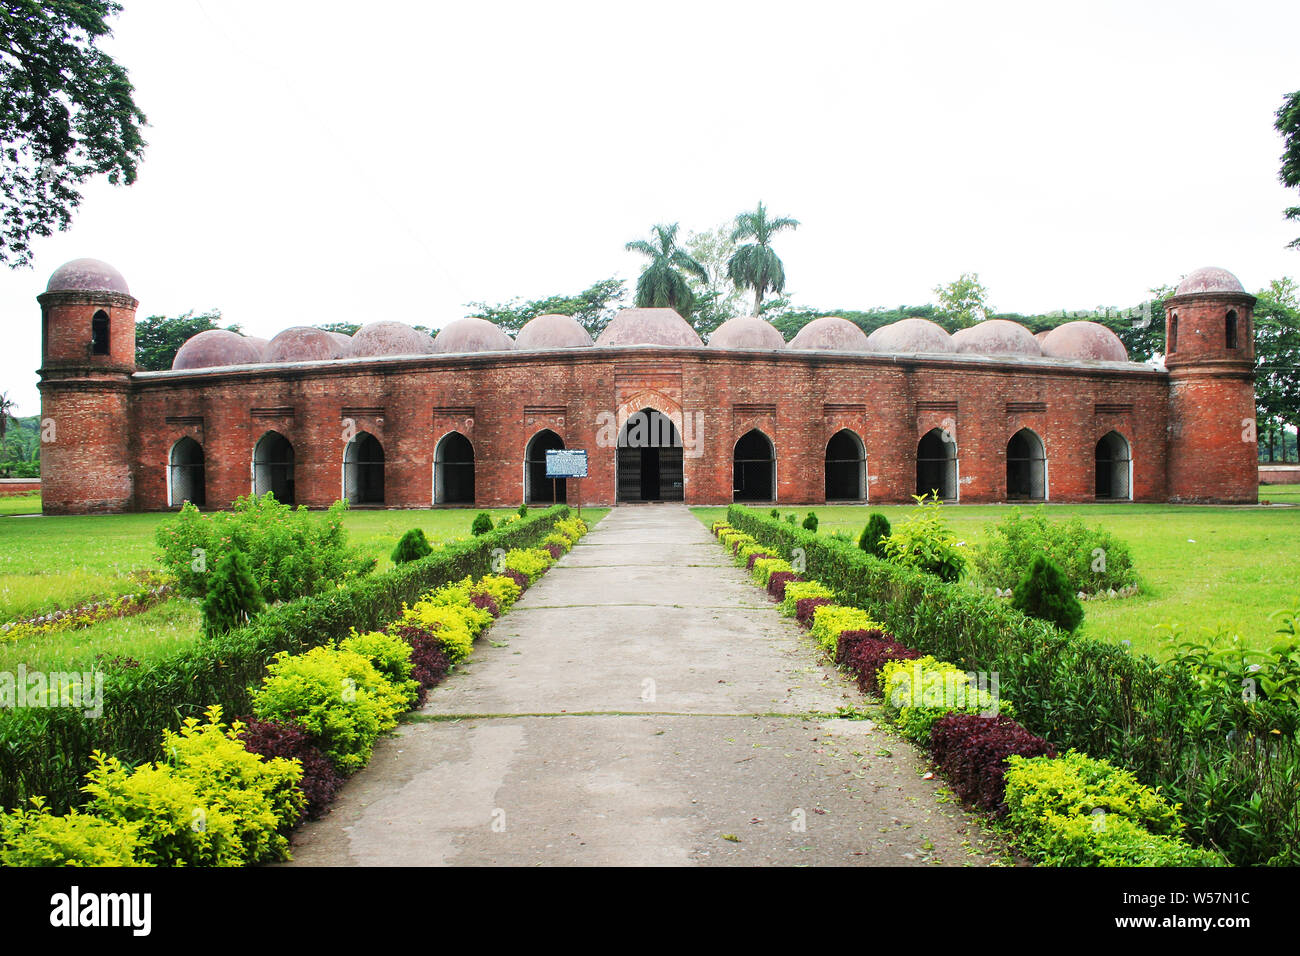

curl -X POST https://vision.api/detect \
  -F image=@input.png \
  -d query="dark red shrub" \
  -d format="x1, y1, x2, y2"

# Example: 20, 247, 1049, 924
503, 569, 529, 592
837, 631, 921, 695
767, 571, 804, 601
929, 713, 1057, 814
470, 590, 500, 618
387, 623, 452, 706
545, 543, 564, 560
746, 552, 776, 571
795, 597, 832, 628
238, 718, 344, 821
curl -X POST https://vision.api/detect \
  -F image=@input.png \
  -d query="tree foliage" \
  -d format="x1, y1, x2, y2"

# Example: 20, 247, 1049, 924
1276, 88, 1300, 250
200, 550, 266, 639
626, 222, 708, 318
726, 201, 799, 316
933, 272, 993, 331
1011, 554, 1084, 633
683, 222, 747, 338
134, 310, 235, 371
466, 277, 625, 338
1254, 277, 1300, 461
0, 1, 148, 267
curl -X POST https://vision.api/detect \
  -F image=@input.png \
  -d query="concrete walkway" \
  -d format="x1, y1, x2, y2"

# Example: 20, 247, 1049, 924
286, 506, 1004, 866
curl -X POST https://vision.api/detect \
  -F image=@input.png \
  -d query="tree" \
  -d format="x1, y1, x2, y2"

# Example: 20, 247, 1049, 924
933, 273, 993, 331
1011, 554, 1084, 632
0, 391, 15, 447
683, 223, 746, 338
315, 321, 361, 336
466, 278, 626, 338
391, 528, 432, 565
726, 202, 800, 315
625, 223, 708, 318
201, 550, 266, 639
134, 310, 236, 371
1276, 88, 1300, 250
1253, 279, 1300, 463
0, 1, 148, 267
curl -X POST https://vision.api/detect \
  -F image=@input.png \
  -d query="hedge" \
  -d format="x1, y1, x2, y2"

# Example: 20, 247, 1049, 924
726, 504, 1300, 866
0, 505, 573, 812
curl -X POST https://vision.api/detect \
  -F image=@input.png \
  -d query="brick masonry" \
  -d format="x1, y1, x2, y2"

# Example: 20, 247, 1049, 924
37, 289, 1262, 513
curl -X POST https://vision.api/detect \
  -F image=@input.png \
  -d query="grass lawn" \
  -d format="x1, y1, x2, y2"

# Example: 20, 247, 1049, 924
694, 496, 1300, 660
0, 505, 605, 670
0, 493, 41, 516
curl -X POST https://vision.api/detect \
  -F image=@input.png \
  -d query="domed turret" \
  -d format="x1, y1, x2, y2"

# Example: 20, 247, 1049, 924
867, 318, 955, 353
515, 313, 595, 350
45, 258, 131, 296
1040, 321, 1128, 362
708, 316, 786, 350
787, 316, 869, 351
432, 317, 516, 353
1175, 266, 1245, 297
950, 319, 1041, 356
596, 308, 703, 348
348, 320, 435, 357
172, 329, 263, 369
264, 326, 349, 363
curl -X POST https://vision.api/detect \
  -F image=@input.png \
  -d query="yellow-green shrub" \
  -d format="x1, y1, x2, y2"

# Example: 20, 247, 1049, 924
808, 605, 886, 654
396, 601, 477, 663
503, 547, 553, 584
542, 532, 572, 554
251, 645, 407, 774
472, 574, 522, 615
779, 581, 834, 617
1, 798, 143, 867
340, 629, 419, 705
751, 557, 792, 587
880, 655, 1013, 743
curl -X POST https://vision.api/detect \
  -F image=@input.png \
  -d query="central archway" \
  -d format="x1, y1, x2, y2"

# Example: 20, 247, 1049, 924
617, 408, 683, 502
525, 429, 567, 504
253, 431, 294, 504
1006, 428, 1046, 500
916, 428, 957, 501
434, 431, 475, 504
343, 432, 384, 505
733, 429, 775, 502
825, 429, 866, 501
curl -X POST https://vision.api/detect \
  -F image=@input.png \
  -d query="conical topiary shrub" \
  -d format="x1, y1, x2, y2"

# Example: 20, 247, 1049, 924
471, 512, 494, 536
1011, 554, 1084, 632
802, 512, 819, 532
858, 513, 891, 557
201, 550, 266, 638
391, 528, 432, 565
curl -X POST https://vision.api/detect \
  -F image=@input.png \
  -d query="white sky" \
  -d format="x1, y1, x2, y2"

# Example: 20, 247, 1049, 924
3, 0, 1299, 415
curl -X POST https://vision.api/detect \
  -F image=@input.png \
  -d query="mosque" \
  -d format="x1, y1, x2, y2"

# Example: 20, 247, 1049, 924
35, 259, 1258, 513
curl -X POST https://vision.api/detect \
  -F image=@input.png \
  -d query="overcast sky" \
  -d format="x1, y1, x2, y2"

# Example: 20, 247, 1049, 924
3, 0, 1299, 414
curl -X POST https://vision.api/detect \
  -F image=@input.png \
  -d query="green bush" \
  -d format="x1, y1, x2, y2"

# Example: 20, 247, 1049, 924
881, 494, 966, 582
972, 507, 1139, 595
471, 512, 495, 536
1013, 555, 1084, 632
517, 503, 528, 517
769, 508, 780, 519
340, 630, 419, 705
156, 494, 375, 602
1, 798, 143, 867
784, 513, 797, 525
251, 646, 409, 775
391, 528, 432, 565
802, 512, 819, 532
858, 513, 891, 558
201, 550, 266, 638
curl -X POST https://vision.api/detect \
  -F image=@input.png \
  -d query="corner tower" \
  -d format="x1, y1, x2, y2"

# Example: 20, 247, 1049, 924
1164, 266, 1257, 503
37, 258, 138, 513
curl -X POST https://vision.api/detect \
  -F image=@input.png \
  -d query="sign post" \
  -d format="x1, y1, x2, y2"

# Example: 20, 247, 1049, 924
545, 449, 588, 518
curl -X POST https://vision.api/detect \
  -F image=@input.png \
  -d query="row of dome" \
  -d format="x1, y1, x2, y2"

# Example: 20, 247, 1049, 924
172, 309, 1132, 369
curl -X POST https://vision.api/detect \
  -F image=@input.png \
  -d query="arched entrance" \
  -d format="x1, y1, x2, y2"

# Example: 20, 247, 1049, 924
434, 431, 475, 504
916, 428, 957, 501
733, 429, 775, 502
526, 429, 567, 503
168, 437, 205, 507
343, 432, 384, 504
1095, 431, 1132, 500
825, 429, 866, 501
1007, 428, 1046, 500
253, 431, 295, 504
617, 408, 684, 502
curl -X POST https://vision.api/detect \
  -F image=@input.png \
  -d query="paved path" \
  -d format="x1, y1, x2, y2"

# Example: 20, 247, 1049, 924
286, 506, 1004, 866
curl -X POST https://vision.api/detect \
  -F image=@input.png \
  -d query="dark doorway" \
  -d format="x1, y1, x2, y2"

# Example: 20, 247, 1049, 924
169, 437, 205, 507
733, 429, 775, 502
344, 432, 384, 505
1095, 431, 1132, 500
617, 409, 683, 502
825, 429, 866, 501
1006, 429, 1046, 500
916, 428, 957, 500
526, 429, 566, 503
435, 431, 475, 504
253, 431, 295, 504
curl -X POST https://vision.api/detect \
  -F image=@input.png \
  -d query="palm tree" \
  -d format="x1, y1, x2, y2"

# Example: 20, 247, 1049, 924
0, 392, 15, 446
625, 223, 709, 317
726, 202, 800, 315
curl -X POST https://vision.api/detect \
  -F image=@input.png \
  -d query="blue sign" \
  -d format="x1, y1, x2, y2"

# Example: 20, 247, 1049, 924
545, 449, 588, 478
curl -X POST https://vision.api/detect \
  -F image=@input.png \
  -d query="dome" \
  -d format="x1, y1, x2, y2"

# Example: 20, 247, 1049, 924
264, 326, 349, 363
950, 319, 1041, 357
46, 258, 130, 296
708, 316, 786, 350
348, 320, 435, 358
1175, 266, 1245, 297
515, 313, 595, 350
432, 317, 516, 353
1040, 321, 1128, 362
1033, 330, 1050, 344
867, 318, 955, 353
242, 335, 269, 359
787, 316, 870, 351
596, 308, 703, 348
172, 329, 262, 370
